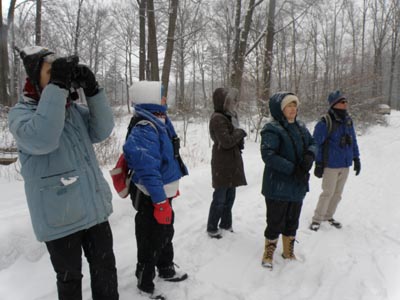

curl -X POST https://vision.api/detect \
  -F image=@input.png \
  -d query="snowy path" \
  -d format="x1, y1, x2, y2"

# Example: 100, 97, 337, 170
1, 112, 400, 300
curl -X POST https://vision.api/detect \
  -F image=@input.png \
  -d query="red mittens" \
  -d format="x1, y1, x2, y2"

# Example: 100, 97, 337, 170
153, 200, 172, 225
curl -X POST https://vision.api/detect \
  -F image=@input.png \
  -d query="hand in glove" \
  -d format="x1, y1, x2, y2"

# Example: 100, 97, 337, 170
238, 138, 245, 150
50, 56, 79, 90
293, 165, 310, 184
153, 200, 172, 225
72, 64, 99, 97
314, 163, 324, 178
353, 157, 361, 176
301, 151, 314, 172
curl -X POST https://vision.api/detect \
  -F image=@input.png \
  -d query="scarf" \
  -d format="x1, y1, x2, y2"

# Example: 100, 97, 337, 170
23, 78, 40, 102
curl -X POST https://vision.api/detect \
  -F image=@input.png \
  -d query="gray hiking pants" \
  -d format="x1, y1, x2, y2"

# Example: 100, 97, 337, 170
312, 167, 350, 223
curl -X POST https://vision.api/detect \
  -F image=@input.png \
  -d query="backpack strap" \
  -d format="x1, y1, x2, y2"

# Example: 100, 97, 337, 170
125, 115, 157, 141
321, 114, 332, 167
125, 115, 158, 209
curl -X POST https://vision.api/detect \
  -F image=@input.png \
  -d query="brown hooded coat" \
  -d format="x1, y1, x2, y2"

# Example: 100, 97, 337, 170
210, 88, 247, 188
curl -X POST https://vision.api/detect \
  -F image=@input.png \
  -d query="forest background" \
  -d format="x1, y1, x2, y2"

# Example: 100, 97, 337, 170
1, 0, 399, 160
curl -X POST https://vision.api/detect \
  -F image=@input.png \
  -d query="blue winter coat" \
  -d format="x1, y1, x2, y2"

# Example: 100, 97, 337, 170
260, 92, 317, 202
313, 109, 360, 168
8, 84, 114, 242
123, 104, 188, 203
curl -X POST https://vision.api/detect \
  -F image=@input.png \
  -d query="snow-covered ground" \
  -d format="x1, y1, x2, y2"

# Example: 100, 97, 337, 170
1, 110, 400, 300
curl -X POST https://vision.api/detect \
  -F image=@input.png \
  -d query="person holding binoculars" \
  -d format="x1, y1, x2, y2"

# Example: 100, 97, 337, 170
309, 90, 361, 232
8, 46, 119, 300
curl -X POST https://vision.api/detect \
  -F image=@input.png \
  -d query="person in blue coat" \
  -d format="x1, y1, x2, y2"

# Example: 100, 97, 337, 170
309, 90, 361, 231
8, 46, 118, 300
123, 81, 188, 299
260, 92, 317, 269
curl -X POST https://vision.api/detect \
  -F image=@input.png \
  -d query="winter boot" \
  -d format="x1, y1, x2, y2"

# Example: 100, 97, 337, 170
136, 263, 156, 295
282, 235, 296, 260
328, 218, 342, 229
309, 222, 320, 231
261, 239, 278, 269
207, 229, 222, 239
158, 264, 188, 282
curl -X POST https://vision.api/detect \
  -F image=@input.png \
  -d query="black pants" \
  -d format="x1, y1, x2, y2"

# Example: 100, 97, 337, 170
45, 221, 119, 300
134, 193, 175, 293
264, 198, 303, 240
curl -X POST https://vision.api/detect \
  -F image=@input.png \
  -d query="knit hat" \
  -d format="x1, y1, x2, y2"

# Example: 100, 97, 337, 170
280, 94, 300, 111
19, 46, 56, 91
129, 81, 163, 105
328, 90, 346, 107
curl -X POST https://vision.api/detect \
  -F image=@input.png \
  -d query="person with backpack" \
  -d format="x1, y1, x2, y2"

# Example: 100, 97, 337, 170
123, 81, 188, 299
8, 46, 119, 299
260, 92, 317, 269
309, 90, 361, 231
206, 87, 247, 239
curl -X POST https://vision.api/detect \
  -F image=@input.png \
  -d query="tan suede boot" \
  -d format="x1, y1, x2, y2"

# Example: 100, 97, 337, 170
282, 235, 296, 260
261, 239, 278, 269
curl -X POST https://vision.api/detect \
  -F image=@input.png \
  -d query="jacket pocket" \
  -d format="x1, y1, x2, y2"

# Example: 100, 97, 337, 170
40, 173, 86, 227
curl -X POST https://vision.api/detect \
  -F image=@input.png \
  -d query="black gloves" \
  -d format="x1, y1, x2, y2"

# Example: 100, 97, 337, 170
301, 151, 314, 172
238, 138, 245, 150
353, 157, 361, 176
293, 165, 310, 184
72, 64, 99, 97
314, 163, 324, 178
50, 56, 79, 90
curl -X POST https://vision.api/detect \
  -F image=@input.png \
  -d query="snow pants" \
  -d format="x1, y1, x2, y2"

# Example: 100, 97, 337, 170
45, 221, 119, 300
264, 198, 303, 240
134, 193, 175, 293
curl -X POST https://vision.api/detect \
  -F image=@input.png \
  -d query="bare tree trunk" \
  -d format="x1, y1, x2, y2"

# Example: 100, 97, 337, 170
291, 4, 298, 94
147, 0, 159, 81
231, 0, 241, 88
261, 0, 276, 114
35, 0, 42, 45
387, 0, 399, 107
73, 0, 84, 55
360, 0, 368, 81
192, 50, 195, 110
231, 0, 257, 92
0, 0, 16, 107
139, 0, 146, 81
161, 0, 178, 96
312, 19, 318, 103
125, 47, 131, 113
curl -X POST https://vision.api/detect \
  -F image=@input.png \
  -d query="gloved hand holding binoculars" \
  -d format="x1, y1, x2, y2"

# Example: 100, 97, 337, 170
50, 55, 99, 97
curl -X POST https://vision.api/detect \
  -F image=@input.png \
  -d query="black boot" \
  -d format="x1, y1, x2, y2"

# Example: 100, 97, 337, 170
136, 263, 156, 293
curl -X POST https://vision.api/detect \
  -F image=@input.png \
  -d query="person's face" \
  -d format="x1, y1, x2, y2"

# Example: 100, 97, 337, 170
333, 99, 348, 110
283, 101, 298, 123
39, 61, 52, 89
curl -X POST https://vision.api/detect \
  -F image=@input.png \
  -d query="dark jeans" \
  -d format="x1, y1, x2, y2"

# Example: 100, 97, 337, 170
45, 221, 119, 300
134, 193, 175, 293
207, 187, 236, 232
264, 198, 303, 240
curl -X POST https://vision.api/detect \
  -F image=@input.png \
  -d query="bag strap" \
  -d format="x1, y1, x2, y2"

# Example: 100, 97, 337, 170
321, 114, 332, 167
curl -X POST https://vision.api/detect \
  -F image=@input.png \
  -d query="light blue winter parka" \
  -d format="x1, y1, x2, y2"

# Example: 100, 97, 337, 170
8, 84, 114, 242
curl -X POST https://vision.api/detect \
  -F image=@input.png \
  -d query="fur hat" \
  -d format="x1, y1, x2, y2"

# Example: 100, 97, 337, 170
328, 90, 346, 107
129, 81, 163, 105
280, 94, 300, 111
19, 46, 56, 90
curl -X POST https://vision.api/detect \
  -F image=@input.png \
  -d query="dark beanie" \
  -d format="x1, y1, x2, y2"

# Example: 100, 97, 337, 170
327, 90, 346, 107
19, 46, 55, 90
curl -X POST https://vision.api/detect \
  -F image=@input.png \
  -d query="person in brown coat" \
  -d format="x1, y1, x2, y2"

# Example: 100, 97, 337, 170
206, 87, 247, 239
